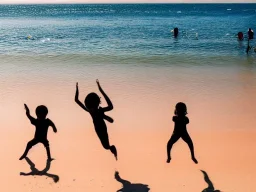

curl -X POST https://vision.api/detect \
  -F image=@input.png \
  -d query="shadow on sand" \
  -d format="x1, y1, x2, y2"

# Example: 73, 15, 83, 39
115, 171, 150, 192
20, 157, 59, 183
201, 170, 221, 192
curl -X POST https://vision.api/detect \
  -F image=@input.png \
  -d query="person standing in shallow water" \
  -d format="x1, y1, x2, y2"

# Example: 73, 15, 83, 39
75, 80, 118, 160
19, 104, 57, 161
248, 28, 254, 40
166, 102, 198, 164
172, 27, 179, 38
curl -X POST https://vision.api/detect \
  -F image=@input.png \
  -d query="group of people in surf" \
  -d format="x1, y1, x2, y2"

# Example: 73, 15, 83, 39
237, 28, 254, 41
238, 28, 256, 54
171, 27, 255, 54
19, 79, 198, 165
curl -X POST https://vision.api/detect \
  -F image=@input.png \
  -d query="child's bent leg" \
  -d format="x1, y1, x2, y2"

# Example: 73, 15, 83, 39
181, 132, 198, 164
166, 134, 180, 163
19, 139, 38, 160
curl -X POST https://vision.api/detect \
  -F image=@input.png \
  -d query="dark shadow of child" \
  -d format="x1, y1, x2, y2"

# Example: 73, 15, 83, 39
20, 157, 59, 183
201, 170, 221, 192
115, 171, 150, 192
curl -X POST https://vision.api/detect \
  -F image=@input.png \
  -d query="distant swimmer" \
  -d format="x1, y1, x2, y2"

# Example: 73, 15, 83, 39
237, 32, 244, 41
248, 28, 254, 40
195, 32, 198, 40
173, 27, 179, 38
26, 34, 34, 40
171, 27, 179, 38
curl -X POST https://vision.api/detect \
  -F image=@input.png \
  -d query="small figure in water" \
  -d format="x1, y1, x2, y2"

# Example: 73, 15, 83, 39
248, 28, 254, 40
173, 27, 179, 38
167, 102, 198, 164
75, 80, 117, 160
19, 104, 57, 161
26, 34, 35, 40
237, 32, 244, 41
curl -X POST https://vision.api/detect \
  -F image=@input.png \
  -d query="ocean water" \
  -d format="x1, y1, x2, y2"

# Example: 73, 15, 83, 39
0, 3, 256, 61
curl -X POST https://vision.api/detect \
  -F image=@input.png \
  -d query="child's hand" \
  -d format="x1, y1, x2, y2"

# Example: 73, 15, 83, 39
76, 82, 79, 95
96, 79, 103, 90
96, 79, 100, 86
115, 171, 119, 177
24, 104, 29, 113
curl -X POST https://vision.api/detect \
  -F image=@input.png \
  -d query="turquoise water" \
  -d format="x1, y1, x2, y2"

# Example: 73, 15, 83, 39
0, 3, 256, 62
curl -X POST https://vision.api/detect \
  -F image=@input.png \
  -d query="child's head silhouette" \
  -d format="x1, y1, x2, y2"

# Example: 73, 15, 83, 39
85, 92, 100, 110
175, 102, 187, 116
36, 105, 48, 119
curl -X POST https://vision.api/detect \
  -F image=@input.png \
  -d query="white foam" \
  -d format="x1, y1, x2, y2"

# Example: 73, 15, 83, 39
41, 38, 50, 43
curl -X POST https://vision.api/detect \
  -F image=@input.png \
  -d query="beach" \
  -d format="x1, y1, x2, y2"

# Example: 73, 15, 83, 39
0, 3, 256, 192
0, 55, 256, 191
2, 128, 256, 192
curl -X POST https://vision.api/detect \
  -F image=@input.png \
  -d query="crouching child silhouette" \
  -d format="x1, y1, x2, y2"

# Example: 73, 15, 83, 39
75, 79, 117, 160
19, 104, 57, 161
167, 102, 198, 164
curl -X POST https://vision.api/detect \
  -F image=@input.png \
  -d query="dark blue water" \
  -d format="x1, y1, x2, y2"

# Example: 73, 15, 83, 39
0, 4, 255, 60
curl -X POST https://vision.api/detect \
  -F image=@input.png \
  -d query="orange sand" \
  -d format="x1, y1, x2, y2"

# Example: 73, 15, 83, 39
1, 126, 256, 191
1, 62, 256, 191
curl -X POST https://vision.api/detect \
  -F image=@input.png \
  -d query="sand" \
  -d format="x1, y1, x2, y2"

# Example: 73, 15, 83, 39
1, 125, 256, 192
1, 60, 256, 191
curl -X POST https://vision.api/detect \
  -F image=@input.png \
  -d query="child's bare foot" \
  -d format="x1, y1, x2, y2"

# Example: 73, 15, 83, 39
113, 148, 118, 161
192, 157, 198, 164
19, 155, 26, 160
166, 157, 171, 163
110, 145, 118, 160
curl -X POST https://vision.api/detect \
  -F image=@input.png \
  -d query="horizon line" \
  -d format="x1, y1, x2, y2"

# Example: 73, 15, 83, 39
0, 2, 256, 4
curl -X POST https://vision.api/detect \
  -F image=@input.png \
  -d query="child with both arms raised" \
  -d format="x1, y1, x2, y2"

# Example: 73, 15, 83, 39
75, 79, 117, 160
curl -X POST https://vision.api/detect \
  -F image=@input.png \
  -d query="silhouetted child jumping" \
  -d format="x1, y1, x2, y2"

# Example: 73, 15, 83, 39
19, 104, 57, 161
167, 102, 198, 164
75, 79, 117, 160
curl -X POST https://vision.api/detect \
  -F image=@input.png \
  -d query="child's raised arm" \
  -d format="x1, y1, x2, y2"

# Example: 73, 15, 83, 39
48, 119, 57, 133
75, 82, 88, 112
96, 79, 113, 112
24, 104, 36, 125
